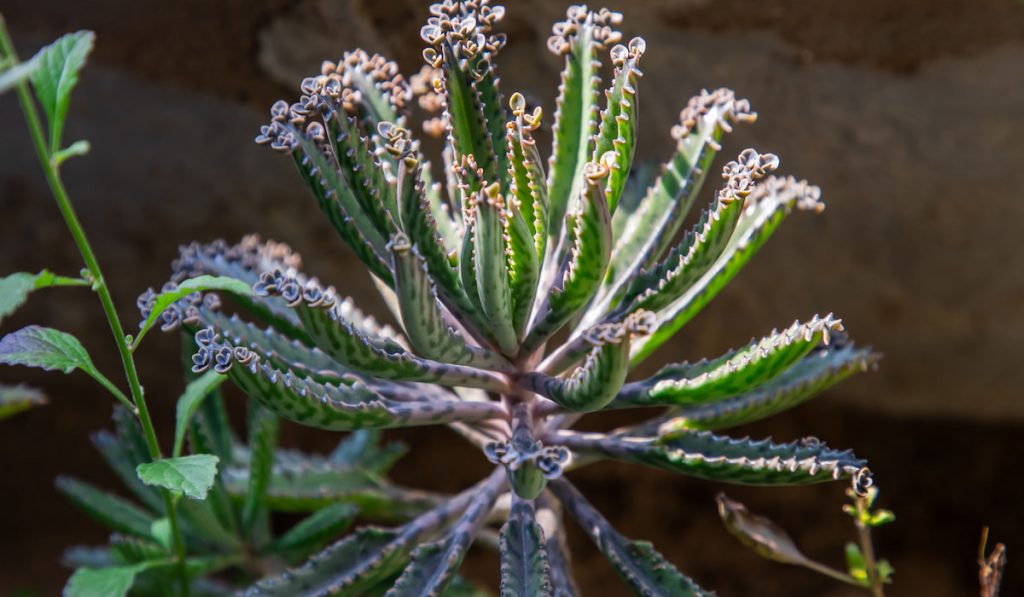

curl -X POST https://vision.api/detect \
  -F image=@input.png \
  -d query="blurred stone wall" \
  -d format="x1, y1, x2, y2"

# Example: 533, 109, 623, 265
1, 0, 1022, 595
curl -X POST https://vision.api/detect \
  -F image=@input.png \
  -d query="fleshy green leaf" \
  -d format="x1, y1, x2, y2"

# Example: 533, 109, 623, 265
241, 401, 278, 540
56, 476, 157, 538
29, 30, 95, 152
222, 449, 437, 519
244, 485, 481, 596
193, 328, 504, 431
522, 162, 612, 356
64, 564, 147, 597
267, 503, 359, 559
499, 499, 554, 597
471, 183, 519, 354
253, 278, 507, 390
136, 454, 220, 500
631, 176, 824, 364
0, 325, 130, 408
550, 479, 711, 596
0, 383, 46, 420
593, 38, 644, 213
522, 312, 653, 412
665, 344, 879, 431
551, 429, 867, 486
133, 275, 254, 349
614, 315, 844, 409
545, 7, 607, 251
595, 88, 757, 330
288, 125, 393, 284
388, 233, 508, 369
387, 469, 505, 596
172, 369, 226, 457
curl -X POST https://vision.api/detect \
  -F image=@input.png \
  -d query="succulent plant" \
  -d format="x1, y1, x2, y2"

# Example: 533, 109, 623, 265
142, 1, 880, 593
59, 394, 441, 594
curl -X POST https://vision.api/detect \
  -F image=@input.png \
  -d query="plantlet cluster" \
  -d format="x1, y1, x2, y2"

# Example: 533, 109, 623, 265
0, 1, 889, 594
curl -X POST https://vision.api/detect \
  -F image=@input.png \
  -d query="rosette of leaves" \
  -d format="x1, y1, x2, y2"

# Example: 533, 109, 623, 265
59, 396, 442, 595
143, 2, 881, 594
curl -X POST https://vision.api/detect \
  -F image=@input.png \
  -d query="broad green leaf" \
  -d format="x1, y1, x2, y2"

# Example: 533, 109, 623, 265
29, 30, 95, 152
0, 270, 79, 323
64, 564, 147, 597
133, 275, 254, 349
241, 401, 278, 540
550, 479, 711, 596
136, 454, 220, 500
553, 429, 866, 486
0, 54, 40, 95
0, 325, 130, 407
499, 499, 554, 597
149, 518, 172, 551
56, 476, 156, 538
613, 315, 844, 409
267, 503, 359, 558
845, 542, 867, 581
0, 383, 46, 420
172, 369, 226, 457
631, 176, 824, 364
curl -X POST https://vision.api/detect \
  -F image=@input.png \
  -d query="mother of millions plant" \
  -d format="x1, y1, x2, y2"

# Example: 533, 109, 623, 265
0, 0, 891, 594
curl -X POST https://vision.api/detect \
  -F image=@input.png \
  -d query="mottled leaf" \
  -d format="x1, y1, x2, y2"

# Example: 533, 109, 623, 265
500, 499, 554, 597
551, 429, 866, 486
614, 315, 843, 409
267, 502, 359, 559
550, 479, 711, 596
631, 176, 824, 364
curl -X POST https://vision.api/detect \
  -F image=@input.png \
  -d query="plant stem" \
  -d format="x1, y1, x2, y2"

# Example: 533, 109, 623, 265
0, 20, 191, 596
855, 496, 885, 597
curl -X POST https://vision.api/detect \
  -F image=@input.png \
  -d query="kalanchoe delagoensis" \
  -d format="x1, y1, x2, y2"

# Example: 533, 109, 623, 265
146, 1, 880, 593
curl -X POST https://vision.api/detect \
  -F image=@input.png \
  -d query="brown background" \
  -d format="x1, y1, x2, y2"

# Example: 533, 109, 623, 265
1, 0, 1023, 595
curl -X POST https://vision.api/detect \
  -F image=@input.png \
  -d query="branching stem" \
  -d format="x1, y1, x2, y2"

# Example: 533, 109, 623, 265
0, 20, 191, 596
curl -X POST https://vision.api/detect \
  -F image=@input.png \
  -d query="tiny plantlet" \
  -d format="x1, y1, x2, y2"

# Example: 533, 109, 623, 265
0, 1, 891, 594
